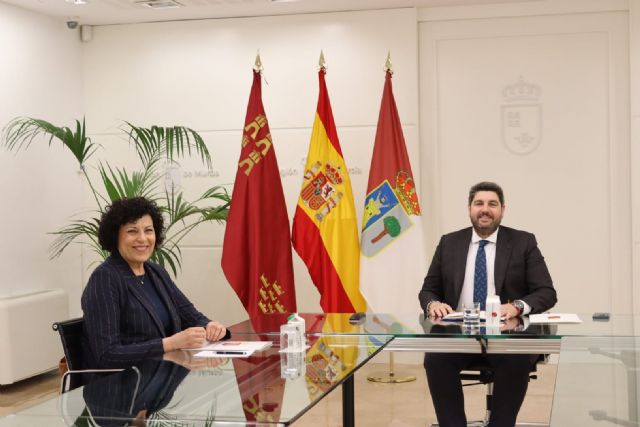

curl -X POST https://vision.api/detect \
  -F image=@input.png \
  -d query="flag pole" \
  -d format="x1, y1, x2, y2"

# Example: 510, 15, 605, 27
366, 315, 415, 384
254, 50, 263, 73
318, 49, 327, 71
367, 351, 415, 383
366, 52, 416, 384
384, 50, 393, 74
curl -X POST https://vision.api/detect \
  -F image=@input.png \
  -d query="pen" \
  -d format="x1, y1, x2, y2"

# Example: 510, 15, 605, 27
213, 350, 246, 355
547, 315, 561, 319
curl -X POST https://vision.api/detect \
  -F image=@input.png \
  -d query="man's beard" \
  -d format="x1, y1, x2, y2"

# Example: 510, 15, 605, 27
471, 214, 501, 237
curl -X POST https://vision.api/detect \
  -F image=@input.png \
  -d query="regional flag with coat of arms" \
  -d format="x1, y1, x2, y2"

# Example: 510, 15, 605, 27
360, 68, 426, 314
292, 64, 365, 313
222, 67, 297, 326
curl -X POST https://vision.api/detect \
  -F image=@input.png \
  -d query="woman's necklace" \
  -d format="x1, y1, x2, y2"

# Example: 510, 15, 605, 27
137, 273, 146, 285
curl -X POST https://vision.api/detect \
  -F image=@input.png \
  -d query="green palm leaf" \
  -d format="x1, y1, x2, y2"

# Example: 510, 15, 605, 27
2, 117, 97, 166
3, 116, 230, 275
165, 192, 201, 226
98, 160, 160, 202
49, 217, 105, 260
151, 245, 182, 276
124, 123, 212, 169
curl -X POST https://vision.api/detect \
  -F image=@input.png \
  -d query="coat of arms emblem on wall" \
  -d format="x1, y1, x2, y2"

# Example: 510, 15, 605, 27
501, 76, 542, 155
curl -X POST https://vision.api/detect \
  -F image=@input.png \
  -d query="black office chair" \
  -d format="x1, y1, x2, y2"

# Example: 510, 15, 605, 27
52, 317, 123, 393
430, 356, 548, 427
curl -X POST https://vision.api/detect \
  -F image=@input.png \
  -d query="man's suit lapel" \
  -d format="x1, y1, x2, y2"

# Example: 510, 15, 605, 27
108, 256, 166, 336
495, 227, 512, 296
452, 228, 472, 303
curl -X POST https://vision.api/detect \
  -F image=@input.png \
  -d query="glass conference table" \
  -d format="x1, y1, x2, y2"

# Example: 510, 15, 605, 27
232, 312, 639, 355
551, 335, 640, 426
0, 333, 392, 427
3, 312, 640, 426
231, 312, 640, 426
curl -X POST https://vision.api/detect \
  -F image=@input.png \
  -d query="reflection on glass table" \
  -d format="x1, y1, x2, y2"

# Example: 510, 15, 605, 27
0, 334, 392, 427
230, 312, 640, 356
551, 336, 640, 427
229, 312, 639, 339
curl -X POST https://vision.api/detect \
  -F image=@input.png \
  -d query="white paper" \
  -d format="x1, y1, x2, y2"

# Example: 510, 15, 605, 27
184, 340, 273, 352
442, 311, 487, 321
194, 350, 254, 358
529, 313, 582, 324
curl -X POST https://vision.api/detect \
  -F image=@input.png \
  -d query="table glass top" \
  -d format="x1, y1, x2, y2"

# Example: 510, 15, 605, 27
229, 312, 640, 339
0, 334, 392, 426
551, 336, 640, 426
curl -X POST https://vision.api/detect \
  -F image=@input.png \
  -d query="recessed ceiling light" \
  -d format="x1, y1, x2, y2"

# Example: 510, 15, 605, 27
65, 0, 88, 4
135, 0, 183, 9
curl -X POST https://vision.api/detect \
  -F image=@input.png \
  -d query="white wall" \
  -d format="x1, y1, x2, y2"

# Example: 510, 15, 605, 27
81, 8, 419, 325
0, 2, 84, 314
418, 1, 632, 314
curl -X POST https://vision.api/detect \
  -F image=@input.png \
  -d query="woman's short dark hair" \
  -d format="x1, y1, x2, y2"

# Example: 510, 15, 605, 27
98, 197, 165, 254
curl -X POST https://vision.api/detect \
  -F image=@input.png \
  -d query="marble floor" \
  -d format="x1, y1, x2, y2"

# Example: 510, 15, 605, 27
0, 369, 59, 417
0, 357, 556, 426
296, 357, 557, 426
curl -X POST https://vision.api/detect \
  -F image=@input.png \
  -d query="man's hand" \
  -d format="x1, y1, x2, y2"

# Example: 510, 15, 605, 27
205, 321, 227, 342
500, 316, 521, 331
429, 302, 454, 318
501, 303, 520, 320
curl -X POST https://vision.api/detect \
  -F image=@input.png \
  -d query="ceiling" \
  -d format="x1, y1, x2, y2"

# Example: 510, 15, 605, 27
1, 0, 529, 26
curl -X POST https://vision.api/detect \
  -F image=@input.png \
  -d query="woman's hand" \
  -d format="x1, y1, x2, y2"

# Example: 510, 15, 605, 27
205, 321, 226, 342
163, 327, 206, 352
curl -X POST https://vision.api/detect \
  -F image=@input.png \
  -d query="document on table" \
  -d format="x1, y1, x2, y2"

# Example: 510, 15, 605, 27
195, 350, 254, 358
185, 340, 272, 358
442, 311, 487, 321
529, 313, 582, 324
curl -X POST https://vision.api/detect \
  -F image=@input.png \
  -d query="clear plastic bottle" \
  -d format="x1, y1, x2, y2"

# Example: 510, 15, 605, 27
288, 313, 306, 348
485, 295, 501, 326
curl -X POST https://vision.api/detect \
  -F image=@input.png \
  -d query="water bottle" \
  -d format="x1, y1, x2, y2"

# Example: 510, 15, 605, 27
288, 313, 306, 348
485, 295, 501, 326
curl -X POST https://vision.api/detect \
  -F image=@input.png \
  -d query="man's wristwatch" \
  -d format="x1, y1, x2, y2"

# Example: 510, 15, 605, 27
511, 300, 525, 316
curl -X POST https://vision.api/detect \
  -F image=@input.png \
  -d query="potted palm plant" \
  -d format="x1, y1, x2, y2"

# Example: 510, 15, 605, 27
2, 117, 230, 275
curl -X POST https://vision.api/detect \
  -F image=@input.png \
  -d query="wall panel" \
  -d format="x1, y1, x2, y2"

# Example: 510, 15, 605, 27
419, 11, 630, 313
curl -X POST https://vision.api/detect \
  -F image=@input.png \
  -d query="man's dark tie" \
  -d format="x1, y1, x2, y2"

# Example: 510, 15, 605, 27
474, 240, 489, 310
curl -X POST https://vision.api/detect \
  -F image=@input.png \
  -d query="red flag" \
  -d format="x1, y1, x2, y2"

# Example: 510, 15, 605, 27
360, 69, 426, 314
222, 70, 297, 325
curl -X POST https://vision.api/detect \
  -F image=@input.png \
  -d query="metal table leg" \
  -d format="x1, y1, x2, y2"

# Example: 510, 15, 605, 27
342, 375, 355, 427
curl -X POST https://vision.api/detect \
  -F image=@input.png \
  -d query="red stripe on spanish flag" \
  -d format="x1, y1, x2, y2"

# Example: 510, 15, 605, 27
292, 68, 365, 313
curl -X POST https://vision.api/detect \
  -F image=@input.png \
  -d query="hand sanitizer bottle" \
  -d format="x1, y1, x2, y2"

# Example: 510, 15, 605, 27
485, 295, 501, 326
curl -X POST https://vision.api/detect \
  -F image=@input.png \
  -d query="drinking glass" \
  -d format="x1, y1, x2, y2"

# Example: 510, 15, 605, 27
463, 302, 481, 327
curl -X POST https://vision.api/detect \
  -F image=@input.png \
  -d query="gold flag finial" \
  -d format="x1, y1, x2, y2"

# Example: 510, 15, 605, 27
254, 50, 263, 73
384, 51, 393, 74
318, 50, 327, 71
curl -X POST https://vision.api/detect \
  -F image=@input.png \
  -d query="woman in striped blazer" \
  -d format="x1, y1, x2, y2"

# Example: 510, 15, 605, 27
81, 197, 228, 368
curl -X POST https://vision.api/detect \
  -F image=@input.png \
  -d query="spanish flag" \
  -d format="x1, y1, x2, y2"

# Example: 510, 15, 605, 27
292, 65, 365, 313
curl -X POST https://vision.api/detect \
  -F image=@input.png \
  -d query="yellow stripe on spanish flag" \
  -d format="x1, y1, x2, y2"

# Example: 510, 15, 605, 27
292, 66, 365, 313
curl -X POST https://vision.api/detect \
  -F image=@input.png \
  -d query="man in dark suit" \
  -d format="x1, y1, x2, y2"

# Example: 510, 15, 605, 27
419, 181, 557, 427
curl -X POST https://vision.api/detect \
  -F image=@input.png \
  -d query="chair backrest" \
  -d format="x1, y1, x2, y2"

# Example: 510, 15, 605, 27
52, 317, 85, 371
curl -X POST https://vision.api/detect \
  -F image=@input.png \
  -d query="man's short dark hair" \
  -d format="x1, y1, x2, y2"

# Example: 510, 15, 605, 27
468, 182, 505, 206
98, 197, 165, 254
